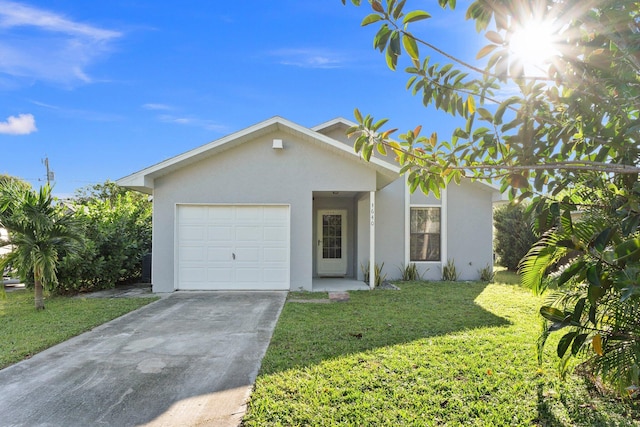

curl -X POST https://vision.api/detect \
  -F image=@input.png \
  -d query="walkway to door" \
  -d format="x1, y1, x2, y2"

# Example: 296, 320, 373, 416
312, 277, 370, 292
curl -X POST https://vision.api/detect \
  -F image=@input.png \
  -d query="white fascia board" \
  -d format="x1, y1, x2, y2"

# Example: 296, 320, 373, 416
311, 117, 358, 132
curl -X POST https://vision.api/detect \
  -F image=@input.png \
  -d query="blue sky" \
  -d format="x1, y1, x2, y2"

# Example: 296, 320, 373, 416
0, 1, 481, 197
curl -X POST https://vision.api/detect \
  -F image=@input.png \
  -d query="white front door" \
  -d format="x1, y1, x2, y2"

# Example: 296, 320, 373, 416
317, 209, 347, 276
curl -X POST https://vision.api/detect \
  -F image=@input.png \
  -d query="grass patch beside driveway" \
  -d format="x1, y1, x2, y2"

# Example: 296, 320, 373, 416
244, 281, 639, 426
0, 290, 158, 370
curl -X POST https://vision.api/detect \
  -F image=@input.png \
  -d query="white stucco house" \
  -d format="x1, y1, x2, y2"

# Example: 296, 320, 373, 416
117, 116, 500, 293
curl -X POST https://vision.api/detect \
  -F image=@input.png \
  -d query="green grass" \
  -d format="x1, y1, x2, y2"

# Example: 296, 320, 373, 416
244, 280, 640, 426
0, 290, 158, 369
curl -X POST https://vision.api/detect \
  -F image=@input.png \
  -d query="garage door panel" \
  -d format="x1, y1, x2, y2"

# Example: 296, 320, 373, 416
208, 206, 234, 222
264, 247, 287, 262
235, 268, 261, 282
180, 267, 207, 283
235, 206, 262, 221
207, 247, 233, 262
263, 206, 287, 222
179, 225, 207, 241
234, 247, 260, 262
235, 226, 261, 241
180, 246, 206, 262
207, 225, 233, 242
207, 268, 233, 282
177, 205, 289, 290
180, 206, 208, 222
264, 226, 288, 242
264, 268, 288, 282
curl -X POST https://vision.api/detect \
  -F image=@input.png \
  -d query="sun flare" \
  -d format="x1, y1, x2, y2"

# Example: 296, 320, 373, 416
509, 20, 558, 70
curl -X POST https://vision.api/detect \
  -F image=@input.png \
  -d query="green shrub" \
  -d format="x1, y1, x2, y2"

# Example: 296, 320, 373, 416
441, 259, 459, 281
493, 203, 538, 271
478, 264, 494, 282
55, 182, 151, 294
361, 261, 387, 287
398, 262, 422, 281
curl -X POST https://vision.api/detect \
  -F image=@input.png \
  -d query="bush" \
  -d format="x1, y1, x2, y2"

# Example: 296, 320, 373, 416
441, 259, 459, 281
478, 264, 494, 282
361, 261, 387, 287
493, 203, 537, 271
55, 182, 151, 294
398, 263, 422, 281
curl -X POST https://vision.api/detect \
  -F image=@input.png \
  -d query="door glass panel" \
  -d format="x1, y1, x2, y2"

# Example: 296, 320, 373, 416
322, 214, 342, 259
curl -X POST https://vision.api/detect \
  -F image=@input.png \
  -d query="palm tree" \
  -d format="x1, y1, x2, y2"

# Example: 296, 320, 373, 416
0, 182, 81, 309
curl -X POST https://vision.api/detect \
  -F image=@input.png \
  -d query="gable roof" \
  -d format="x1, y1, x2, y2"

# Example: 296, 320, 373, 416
117, 116, 401, 194
311, 117, 357, 133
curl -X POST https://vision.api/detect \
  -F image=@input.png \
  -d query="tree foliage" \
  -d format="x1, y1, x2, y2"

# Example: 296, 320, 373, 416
493, 203, 537, 271
0, 182, 81, 309
342, 0, 640, 394
55, 181, 152, 294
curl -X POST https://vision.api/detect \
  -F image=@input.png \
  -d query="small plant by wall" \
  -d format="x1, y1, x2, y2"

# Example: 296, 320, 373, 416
478, 264, 494, 282
361, 261, 387, 288
441, 259, 460, 281
398, 263, 423, 281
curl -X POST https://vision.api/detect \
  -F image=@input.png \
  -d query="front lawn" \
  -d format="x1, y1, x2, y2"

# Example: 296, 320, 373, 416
244, 279, 639, 426
0, 290, 158, 369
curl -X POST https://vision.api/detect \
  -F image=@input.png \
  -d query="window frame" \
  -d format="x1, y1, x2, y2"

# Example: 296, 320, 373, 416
409, 206, 441, 262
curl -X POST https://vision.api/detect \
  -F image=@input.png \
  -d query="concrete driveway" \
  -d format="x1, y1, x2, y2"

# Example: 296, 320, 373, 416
0, 291, 286, 427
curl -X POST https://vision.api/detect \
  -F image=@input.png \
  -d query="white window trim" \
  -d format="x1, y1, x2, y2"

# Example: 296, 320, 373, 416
405, 187, 447, 266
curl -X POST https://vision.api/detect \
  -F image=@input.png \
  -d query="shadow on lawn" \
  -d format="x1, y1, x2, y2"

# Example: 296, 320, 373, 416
261, 281, 511, 374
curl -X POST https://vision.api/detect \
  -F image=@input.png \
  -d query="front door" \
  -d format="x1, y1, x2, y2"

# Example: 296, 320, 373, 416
317, 209, 347, 276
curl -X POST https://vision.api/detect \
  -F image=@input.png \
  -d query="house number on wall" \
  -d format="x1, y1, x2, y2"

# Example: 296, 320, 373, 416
370, 202, 375, 226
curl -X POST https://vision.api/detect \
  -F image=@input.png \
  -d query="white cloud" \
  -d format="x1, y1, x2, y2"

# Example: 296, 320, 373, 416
0, 113, 36, 135
142, 103, 172, 111
269, 48, 345, 69
0, 1, 121, 87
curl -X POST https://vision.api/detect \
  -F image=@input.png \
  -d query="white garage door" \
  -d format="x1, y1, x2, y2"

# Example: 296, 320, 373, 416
176, 205, 290, 290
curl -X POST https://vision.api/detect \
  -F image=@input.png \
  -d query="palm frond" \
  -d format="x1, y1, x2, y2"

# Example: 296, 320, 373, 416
519, 228, 565, 294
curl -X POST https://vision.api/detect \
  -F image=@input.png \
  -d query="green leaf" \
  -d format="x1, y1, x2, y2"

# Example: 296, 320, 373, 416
592, 227, 613, 252
614, 238, 640, 262
373, 118, 389, 130
409, 176, 419, 193
540, 306, 568, 323
402, 10, 431, 24
572, 298, 586, 323
587, 284, 606, 305
475, 107, 493, 122
557, 332, 577, 358
402, 34, 419, 59
374, 24, 392, 52
385, 31, 401, 70
588, 305, 597, 325
392, 0, 406, 19
361, 13, 383, 26
354, 108, 363, 123
571, 333, 588, 356
586, 264, 601, 287
557, 260, 586, 286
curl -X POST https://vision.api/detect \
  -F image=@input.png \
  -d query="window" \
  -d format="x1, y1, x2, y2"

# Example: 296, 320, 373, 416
410, 207, 441, 261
